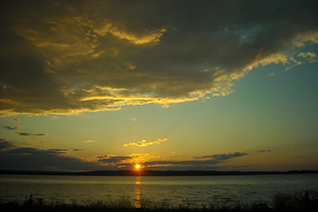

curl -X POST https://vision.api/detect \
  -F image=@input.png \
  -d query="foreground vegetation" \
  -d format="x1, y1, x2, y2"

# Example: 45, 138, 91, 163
1, 190, 317, 212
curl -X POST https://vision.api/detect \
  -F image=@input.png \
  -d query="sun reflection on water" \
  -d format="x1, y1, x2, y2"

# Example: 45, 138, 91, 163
134, 176, 141, 208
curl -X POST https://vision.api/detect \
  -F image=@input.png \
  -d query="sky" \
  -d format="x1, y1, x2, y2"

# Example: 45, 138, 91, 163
0, 0, 318, 172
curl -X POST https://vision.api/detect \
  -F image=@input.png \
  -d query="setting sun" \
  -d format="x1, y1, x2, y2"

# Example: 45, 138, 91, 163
135, 164, 141, 170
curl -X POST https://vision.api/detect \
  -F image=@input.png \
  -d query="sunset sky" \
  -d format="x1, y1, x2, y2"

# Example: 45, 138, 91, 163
1, 0, 318, 172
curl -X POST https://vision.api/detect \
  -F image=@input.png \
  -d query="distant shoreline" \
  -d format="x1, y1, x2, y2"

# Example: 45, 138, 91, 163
0, 169, 317, 176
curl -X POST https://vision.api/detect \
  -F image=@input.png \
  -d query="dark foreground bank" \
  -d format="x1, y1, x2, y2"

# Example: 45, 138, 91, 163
1, 190, 318, 212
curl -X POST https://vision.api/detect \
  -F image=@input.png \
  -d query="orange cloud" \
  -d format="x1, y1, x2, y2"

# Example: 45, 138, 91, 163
248, 49, 264, 70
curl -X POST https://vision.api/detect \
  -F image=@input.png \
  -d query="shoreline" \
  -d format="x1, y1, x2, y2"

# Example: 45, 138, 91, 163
1, 169, 317, 176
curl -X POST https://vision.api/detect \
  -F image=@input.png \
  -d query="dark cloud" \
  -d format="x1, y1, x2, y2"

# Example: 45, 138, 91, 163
0, 147, 98, 171
15, 132, 47, 137
1, 0, 318, 115
0, 147, 248, 171
18, 141, 54, 147
255, 149, 272, 153
145, 152, 248, 170
95, 152, 233, 170
8, 148, 66, 154
0, 138, 15, 149
200, 152, 248, 160
98, 156, 133, 164
1, 125, 21, 130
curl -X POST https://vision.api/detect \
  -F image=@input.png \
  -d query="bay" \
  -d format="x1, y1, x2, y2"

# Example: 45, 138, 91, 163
1, 174, 318, 208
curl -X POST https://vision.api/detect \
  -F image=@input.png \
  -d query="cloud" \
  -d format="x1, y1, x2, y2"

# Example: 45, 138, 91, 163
17, 141, 54, 147
194, 152, 248, 160
298, 52, 318, 63
0, 147, 98, 171
258, 52, 289, 67
285, 146, 296, 150
255, 149, 272, 153
124, 138, 167, 147
1, 125, 21, 130
7, 148, 67, 154
284, 56, 302, 72
93, 24, 167, 45
15, 132, 47, 137
83, 140, 94, 143
95, 153, 159, 167
144, 152, 248, 170
0, 147, 247, 171
1, 0, 318, 115
282, 52, 318, 72
13, 118, 20, 122
92, 152, 249, 170
0, 138, 15, 149
98, 155, 133, 164
71, 149, 93, 152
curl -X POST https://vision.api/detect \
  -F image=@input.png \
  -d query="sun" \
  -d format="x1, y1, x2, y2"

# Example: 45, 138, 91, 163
135, 164, 141, 170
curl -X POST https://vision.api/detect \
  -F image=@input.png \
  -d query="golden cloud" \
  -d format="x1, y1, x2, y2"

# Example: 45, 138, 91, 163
258, 52, 289, 66
83, 140, 94, 143
1, 1, 318, 116
124, 138, 167, 147
298, 52, 317, 63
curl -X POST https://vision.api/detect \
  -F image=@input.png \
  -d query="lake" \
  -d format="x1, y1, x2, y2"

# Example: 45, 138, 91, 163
1, 174, 318, 208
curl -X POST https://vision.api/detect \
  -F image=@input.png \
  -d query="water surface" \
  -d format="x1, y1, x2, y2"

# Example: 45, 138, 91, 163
1, 174, 317, 207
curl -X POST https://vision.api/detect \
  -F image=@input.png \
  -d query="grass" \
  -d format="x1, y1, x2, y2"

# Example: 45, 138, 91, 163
1, 190, 317, 212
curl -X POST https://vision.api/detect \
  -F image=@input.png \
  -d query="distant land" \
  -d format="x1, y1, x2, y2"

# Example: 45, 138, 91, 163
0, 170, 317, 176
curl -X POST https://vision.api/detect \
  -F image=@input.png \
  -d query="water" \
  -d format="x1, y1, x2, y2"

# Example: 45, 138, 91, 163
1, 174, 318, 208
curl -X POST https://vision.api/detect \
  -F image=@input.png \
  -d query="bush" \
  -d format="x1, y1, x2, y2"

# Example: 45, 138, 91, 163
272, 190, 318, 211
1, 190, 317, 212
